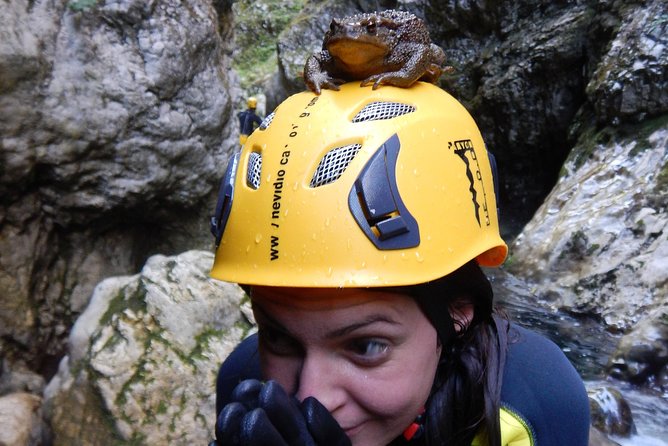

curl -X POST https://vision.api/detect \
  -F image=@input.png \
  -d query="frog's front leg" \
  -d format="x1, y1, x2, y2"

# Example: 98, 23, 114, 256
303, 51, 346, 94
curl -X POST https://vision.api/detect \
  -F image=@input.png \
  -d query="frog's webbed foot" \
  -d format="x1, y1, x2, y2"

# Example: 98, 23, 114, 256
325, 76, 347, 90
420, 63, 453, 84
304, 52, 346, 94
305, 72, 345, 95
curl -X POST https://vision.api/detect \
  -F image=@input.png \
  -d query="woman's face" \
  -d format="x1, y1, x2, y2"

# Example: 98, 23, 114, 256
251, 286, 442, 446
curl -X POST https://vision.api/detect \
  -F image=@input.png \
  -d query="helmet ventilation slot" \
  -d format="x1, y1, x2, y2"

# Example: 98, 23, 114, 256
352, 101, 416, 123
259, 111, 275, 130
310, 143, 362, 188
246, 151, 262, 189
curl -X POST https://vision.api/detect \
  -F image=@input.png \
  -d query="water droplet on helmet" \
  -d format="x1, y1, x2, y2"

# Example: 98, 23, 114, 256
255, 234, 262, 243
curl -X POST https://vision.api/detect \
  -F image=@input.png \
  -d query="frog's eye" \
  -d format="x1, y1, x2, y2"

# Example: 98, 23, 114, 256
379, 17, 399, 30
329, 19, 340, 33
366, 22, 377, 33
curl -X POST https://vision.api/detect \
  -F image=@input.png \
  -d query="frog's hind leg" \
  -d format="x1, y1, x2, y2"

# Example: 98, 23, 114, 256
361, 72, 420, 89
420, 63, 454, 84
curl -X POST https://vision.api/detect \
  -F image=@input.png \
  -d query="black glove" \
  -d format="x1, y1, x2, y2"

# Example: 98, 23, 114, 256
213, 379, 351, 446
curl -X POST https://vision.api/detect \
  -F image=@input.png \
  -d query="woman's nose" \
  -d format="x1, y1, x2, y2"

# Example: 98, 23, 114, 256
295, 352, 344, 412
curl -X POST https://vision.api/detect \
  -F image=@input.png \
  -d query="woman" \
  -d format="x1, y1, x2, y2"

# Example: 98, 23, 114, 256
208, 82, 590, 445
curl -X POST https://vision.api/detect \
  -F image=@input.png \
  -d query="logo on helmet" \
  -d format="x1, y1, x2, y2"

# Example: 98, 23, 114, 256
449, 139, 491, 227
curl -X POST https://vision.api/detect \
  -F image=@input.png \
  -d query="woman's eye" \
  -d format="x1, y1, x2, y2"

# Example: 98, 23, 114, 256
349, 339, 389, 360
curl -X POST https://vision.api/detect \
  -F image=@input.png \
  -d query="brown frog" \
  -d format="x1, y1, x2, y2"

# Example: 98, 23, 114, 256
303, 10, 450, 94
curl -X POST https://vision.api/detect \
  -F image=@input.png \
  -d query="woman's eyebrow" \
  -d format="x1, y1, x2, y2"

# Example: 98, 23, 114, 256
326, 315, 399, 339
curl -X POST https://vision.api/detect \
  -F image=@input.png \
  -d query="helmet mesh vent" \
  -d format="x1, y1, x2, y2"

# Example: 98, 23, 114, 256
352, 101, 416, 123
247, 152, 262, 189
310, 143, 362, 188
259, 112, 275, 130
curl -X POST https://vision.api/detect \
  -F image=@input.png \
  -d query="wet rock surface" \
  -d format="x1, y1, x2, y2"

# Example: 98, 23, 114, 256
589, 386, 636, 437
0, 392, 44, 446
608, 307, 668, 387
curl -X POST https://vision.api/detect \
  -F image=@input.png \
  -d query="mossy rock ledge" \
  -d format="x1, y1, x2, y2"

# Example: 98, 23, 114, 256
43, 250, 254, 446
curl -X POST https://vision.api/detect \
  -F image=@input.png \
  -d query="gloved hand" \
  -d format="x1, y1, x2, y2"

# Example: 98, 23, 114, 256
213, 379, 351, 446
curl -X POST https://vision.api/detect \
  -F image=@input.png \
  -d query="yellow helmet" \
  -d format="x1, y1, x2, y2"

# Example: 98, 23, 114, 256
211, 82, 507, 287
246, 96, 257, 109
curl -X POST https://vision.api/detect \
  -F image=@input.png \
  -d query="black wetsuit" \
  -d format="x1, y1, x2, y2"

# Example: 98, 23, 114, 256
214, 323, 590, 445
238, 108, 263, 136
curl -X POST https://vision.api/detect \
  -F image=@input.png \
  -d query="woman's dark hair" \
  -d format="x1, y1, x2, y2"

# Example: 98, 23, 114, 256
389, 260, 508, 446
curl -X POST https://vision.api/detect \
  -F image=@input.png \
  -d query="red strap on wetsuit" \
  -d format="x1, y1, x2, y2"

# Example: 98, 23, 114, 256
402, 407, 426, 441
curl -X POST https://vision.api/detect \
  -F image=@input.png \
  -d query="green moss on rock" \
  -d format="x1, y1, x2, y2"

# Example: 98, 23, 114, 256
232, 0, 305, 90
569, 125, 614, 171
189, 328, 230, 362
568, 113, 668, 172
68, 0, 99, 11
628, 114, 668, 157
656, 161, 668, 194
99, 283, 147, 327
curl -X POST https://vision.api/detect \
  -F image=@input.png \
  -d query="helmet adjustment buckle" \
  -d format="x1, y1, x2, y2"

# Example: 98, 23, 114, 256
349, 134, 420, 250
